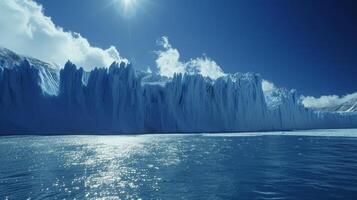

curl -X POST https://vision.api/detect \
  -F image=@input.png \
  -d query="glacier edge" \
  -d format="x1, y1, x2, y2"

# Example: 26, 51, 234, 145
0, 50, 357, 134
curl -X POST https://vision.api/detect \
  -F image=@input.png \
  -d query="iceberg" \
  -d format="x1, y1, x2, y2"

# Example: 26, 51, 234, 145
0, 47, 356, 134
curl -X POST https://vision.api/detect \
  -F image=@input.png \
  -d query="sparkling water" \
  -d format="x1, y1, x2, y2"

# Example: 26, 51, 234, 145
1, 129, 357, 199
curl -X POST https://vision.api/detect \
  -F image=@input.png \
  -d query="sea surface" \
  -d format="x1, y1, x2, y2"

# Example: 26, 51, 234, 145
1, 129, 357, 199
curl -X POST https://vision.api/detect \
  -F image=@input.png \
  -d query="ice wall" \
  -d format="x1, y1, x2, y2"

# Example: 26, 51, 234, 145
0, 58, 357, 134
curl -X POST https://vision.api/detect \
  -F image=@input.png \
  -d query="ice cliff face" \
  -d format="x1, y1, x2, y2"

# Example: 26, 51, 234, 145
0, 47, 59, 96
0, 48, 356, 134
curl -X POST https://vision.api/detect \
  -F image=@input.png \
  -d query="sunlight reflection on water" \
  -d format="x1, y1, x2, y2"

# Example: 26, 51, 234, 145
1, 131, 357, 199
61, 136, 175, 199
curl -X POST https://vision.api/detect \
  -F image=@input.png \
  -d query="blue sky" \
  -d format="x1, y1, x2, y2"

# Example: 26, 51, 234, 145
4, 0, 357, 96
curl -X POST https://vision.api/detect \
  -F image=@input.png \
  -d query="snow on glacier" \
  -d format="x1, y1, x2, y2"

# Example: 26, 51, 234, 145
0, 48, 357, 134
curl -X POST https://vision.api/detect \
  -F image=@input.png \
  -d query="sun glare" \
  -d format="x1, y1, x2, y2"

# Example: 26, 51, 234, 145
118, 0, 138, 17
111, 0, 150, 18
122, 0, 136, 8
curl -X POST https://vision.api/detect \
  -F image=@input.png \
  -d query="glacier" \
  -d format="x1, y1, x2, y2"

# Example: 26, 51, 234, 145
0, 47, 357, 134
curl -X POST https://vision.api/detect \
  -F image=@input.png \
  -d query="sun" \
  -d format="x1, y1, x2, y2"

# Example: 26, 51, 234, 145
111, 0, 146, 18
119, 0, 138, 17
121, 0, 136, 9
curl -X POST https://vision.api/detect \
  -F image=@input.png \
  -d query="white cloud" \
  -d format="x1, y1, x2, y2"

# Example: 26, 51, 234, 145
262, 80, 276, 93
155, 36, 225, 79
188, 57, 225, 80
302, 92, 357, 109
155, 36, 186, 77
0, 0, 127, 70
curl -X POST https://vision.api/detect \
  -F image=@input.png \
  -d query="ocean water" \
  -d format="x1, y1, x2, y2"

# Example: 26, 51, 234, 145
1, 129, 357, 199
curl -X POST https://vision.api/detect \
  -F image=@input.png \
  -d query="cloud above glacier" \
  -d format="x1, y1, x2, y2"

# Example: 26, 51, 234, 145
0, 0, 126, 70
302, 92, 357, 109
262, 80, 277, 93
156, 36, 225, 79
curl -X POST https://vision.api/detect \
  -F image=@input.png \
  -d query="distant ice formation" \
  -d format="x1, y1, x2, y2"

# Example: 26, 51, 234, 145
0, 47, 356, 134
302, 93, 357, 112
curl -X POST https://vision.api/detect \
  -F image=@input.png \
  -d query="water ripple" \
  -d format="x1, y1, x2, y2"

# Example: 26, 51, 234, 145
1, 132, 357, 199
